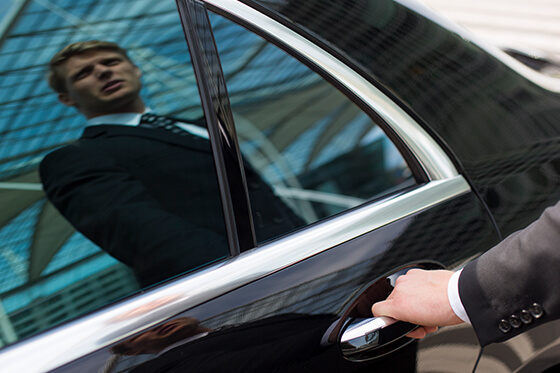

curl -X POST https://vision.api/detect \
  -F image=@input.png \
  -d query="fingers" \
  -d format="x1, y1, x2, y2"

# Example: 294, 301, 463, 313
373, 299, 439, 340
423, 325, 438, 334
370, 269, 461, 340
406, 326, 439, 339
406, 328, 427, 339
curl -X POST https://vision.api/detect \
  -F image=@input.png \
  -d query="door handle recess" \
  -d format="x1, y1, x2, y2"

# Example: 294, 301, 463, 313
340, 316, 418, 361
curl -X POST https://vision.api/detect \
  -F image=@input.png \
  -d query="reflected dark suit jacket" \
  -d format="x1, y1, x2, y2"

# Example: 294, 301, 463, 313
122, 313, 417, 373
460, 200, 560, 346
126, 314, 334, 373
40, 124, 303, 286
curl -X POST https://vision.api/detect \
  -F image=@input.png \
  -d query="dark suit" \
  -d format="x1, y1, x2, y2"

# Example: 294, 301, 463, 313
40, 124, 303, 286
459, 200, 560, 346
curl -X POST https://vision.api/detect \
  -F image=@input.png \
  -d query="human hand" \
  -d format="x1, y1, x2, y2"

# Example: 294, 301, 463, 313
371, 269, 463, 339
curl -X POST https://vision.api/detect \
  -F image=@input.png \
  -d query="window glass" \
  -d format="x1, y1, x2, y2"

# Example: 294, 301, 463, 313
0, 0, 228, 347
210, 13, 416, 243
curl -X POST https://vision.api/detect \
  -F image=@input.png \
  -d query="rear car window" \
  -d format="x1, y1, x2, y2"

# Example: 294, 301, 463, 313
0, 0, 228, 347
209, 12, 416, 243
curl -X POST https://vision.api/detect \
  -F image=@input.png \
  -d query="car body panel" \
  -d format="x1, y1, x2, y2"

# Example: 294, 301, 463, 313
52, 191, 498, 372
1, 0, 559, 372
0, 175, 480, 371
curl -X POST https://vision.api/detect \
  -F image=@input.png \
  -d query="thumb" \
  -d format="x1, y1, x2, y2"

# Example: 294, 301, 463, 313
371, 299, 396, 318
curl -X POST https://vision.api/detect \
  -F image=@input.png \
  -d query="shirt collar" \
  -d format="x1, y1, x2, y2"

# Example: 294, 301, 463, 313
85, 109, 210, 140
86, 108, 152, 127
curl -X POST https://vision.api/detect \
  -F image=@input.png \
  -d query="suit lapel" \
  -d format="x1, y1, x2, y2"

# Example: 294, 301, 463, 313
81, 125, 212, 153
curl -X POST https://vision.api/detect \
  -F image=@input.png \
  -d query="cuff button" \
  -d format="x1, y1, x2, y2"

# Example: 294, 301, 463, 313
520, 310, 533, 324
499, 319, 512, 333
530, 303, 544, 319
509, 315, 522, 329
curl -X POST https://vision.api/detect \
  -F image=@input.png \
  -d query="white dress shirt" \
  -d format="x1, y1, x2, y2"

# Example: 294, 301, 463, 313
447, 268, 471, 323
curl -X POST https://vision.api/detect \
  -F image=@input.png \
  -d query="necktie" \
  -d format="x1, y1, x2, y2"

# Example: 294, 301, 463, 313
139, 113, 190, 136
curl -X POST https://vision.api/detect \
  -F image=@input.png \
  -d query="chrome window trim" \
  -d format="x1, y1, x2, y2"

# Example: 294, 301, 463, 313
205, 0, 458, 181
0, 175, 470, 372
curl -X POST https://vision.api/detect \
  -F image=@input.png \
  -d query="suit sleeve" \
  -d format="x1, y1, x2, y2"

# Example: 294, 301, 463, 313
459, 201, 560, 346
39, 145, 229, 286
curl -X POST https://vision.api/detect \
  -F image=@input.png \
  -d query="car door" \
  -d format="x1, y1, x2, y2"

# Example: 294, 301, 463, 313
163, 1, 500, 371
0, 0, 500, 372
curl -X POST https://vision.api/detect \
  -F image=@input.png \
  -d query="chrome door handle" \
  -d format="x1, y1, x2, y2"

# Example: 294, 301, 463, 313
340, 316, 418, 360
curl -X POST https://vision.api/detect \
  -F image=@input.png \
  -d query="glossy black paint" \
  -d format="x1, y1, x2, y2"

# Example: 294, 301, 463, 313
15, 0, 560, 371
243, 0, 560, 238
55, 192, 499, 372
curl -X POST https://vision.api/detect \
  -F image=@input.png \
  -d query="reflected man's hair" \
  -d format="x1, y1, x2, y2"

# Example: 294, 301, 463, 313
48, 40, 132, 93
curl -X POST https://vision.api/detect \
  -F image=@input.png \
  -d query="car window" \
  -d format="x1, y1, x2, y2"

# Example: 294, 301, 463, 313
0, 0, 229, 348
209, 13, 416, 243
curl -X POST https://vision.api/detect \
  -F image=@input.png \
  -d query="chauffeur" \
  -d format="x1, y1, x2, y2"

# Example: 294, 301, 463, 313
372, 200, 560, 346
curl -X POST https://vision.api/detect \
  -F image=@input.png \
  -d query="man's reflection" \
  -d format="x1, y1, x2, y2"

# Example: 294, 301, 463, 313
104, 314, 338, 373
40, 41, 303, 286
102, 312, 418, 373
111, 317, 211, 356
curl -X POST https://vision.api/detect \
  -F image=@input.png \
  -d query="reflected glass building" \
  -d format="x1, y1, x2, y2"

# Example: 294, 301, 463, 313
0, 0, 398, 346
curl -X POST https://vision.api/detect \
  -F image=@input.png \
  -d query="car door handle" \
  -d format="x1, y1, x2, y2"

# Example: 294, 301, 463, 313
331, 264, 442, 361
340, 316, 418, 360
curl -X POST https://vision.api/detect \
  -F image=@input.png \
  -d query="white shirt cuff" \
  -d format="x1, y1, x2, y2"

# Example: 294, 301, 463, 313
447, 268, 471, 324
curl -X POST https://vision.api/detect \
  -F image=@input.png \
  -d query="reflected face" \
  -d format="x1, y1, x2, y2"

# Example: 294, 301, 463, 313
58, 49, 144, 118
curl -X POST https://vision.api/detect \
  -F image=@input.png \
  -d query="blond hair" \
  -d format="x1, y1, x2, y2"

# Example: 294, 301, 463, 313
48, 40, 131, 93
